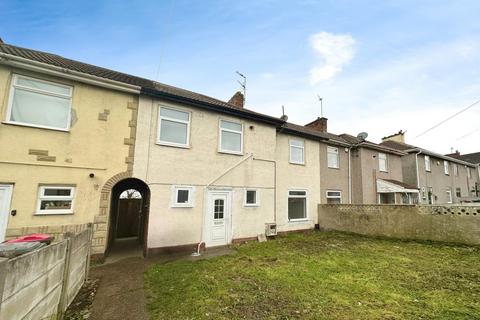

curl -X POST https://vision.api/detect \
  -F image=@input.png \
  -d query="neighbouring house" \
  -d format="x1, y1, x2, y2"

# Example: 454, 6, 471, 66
380, 131, 480, 204
0, 41, 142, 255
446, 151, 480, 199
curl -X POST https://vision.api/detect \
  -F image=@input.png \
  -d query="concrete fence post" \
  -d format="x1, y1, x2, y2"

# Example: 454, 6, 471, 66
0, 258, 8, 315
56, 232, 73, 320
85, 223, 94, 280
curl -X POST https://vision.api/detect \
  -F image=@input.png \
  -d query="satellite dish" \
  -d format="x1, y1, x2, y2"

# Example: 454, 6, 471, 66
357, 132, 368, 141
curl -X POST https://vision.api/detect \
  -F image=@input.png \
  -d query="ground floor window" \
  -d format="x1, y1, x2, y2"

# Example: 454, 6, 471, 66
172, 186, 194, 207
456, 187, 462, 198
326, 190, 342, 204
244, 189, 259, 206
36, 185, 75, 214
378, 192, 395, 204
288, 190, 307, 221
446, 188, 453, 203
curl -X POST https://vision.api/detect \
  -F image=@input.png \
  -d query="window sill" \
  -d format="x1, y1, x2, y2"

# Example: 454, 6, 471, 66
156, 141, 190, 149
243, 204, 259, 207
328, 166, 340, 170
2, 121, 70, 132
171, 204, 194, 208
34, 211, 74, 216
288, 218, 310, 223
218, 150, 243, 156
289, 161, 305, 166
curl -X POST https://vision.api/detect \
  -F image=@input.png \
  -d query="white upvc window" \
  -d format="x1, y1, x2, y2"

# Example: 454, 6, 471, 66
157, 106, 191, 147
446, 188, 453, 204
244, 189, 259, 207
219, 120, 243, 154
453, 164, 458, 176
421, 187, 427, 200
327, 146, 339, 168
378, 153, 388, 172
289, 139, 305, 164
425, 155, 431, 172
288, 189, 307, 221
7, 74, 73, 131
467, 166, 472, 179
171, 186, 195, 207
326, 190, 342, 204
444, 161, 449, 175
36, 186, 75, 215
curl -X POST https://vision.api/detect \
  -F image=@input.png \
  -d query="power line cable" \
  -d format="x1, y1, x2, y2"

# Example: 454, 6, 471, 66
415, 99, 480, 138
155, 0, 176, 81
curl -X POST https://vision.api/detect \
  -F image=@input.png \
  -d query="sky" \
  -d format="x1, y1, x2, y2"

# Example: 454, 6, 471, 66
1, 0, 479, 154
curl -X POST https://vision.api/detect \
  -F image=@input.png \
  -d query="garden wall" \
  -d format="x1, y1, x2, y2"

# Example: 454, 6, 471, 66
0, 225, 92, 320
318, 204, 480, 245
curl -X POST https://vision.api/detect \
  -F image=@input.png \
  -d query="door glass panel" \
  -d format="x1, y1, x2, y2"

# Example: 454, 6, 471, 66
214, 199, 224, 220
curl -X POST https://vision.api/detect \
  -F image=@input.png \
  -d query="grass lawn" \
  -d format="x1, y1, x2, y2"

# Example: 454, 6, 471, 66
145, 231, 480, 319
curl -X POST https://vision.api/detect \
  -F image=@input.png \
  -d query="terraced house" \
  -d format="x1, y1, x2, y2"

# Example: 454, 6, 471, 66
380, 131, 480, 204
1, 40, 478, 260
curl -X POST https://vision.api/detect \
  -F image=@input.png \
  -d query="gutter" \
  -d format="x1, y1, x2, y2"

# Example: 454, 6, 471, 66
0, 52, 141, 94
142, 87, 284, 127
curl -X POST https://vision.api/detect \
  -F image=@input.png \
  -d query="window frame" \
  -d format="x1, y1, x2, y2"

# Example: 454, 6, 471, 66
243, 188, 260, 207
157, 105, 191, 148
35, 185, 75, 215
327, 146, 340, 169
453, 164, 458, 176
171, 186, 195, 208
289, 139, 305, 165
287, 189, 308, 222
467, 166, 472, 179
443, 161, 449, 175
378, 152, 388, 172
424, 155, 431, 172
218, 119, 243, 155
326, 190, 342, 204
455, 187, 462, 199
6, 74, 73, 132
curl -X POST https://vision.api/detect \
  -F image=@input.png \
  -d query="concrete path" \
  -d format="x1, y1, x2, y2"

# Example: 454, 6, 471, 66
89, 257, 149, 320
88, 246, 234, 320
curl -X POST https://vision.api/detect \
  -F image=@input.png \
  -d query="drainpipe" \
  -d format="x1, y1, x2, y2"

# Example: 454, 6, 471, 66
414, 150, 422, 189
348, 147, 352, 204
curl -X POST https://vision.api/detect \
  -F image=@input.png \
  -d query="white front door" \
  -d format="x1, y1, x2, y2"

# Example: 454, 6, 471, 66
205, 191, 232, 247
0, 184, 13, 242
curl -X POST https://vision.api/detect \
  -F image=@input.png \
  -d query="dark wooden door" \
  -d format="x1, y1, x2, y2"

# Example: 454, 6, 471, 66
116, 199, 142, 238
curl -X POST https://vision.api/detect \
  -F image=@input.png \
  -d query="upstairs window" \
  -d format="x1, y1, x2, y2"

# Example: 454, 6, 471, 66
289, 139, 305, 164
288, 190, 307, 221
453, 164, 458, 176
378, 153, 388, 172
219, 120, 243, 154
327, 146, 339, 168
326, 190, 342, 204
36, 186, 75, 215
157, 106, 190, 147
467, 167, 472, 179
425, 155, 431, 172
444, 161, 449, 175
7, 74, 73, 131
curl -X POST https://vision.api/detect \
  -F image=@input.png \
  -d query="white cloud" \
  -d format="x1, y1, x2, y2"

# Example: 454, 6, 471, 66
309, 31, 356, 84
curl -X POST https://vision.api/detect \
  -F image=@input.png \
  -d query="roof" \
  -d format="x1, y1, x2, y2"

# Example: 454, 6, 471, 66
0, 42, 283, 126
457, 152, 480, 164
381, 179, 418, 190
339, 134, 406, 155
379, 140, 478, 167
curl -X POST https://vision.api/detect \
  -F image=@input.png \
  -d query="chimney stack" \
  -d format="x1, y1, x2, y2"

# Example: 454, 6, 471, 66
228, 91, 244, 108
305, 117, 328, 132
382, 130, 405, 143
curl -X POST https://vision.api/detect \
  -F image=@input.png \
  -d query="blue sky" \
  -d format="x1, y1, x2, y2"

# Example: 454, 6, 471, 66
1, 0, 479, 153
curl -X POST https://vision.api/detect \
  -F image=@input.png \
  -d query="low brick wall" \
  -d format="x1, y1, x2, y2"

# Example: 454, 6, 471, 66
318, 204, 480, 245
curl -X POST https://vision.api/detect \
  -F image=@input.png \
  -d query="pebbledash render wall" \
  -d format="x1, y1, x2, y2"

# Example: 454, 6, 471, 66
0, 65, 139, 255
318, 204, 480, 245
